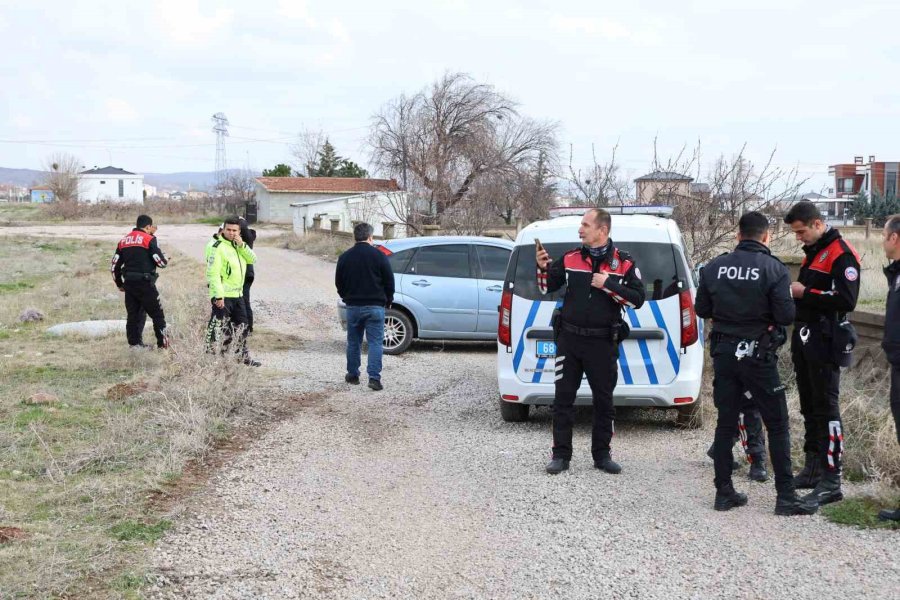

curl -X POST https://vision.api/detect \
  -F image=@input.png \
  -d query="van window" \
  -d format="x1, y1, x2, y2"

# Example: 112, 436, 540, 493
386, 248, 415, 274
507, 242, 687, 301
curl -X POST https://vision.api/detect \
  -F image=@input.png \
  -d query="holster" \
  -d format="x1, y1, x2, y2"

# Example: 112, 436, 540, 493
123, 271, 157, 282
551, 308, 561, 341
752, 325, 787, 363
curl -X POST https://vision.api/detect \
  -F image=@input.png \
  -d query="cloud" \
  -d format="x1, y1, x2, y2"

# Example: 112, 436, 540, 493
11, 114, 32, 128
104, 98, 138, 123
154, 0, 235, 46
550, 15, 662, 45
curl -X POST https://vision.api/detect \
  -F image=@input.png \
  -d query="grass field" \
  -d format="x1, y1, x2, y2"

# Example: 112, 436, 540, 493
0, 235, 265, 598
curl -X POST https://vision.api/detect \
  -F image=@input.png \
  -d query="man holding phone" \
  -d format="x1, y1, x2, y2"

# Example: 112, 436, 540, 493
537, 208, 645, 475
206, 216, 260, 366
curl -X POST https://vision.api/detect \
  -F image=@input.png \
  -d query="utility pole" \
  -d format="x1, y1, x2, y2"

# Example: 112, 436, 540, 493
212, 112, 229, 192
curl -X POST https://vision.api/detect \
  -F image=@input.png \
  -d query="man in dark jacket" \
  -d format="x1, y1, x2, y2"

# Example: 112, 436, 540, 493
879, 214, 900, 521
335, 222, 394, 391
110, 214, 169, 348
238, 217, 258, 334
784, 201, 860, 506
695, 211, 816, 516
537, 208, 645, 475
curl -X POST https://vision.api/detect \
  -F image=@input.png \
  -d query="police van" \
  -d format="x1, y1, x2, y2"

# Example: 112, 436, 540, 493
496, 206, 704, 424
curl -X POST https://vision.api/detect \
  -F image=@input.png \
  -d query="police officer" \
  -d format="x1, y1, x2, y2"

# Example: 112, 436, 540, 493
538, 208, 645, 475
695, 211, 816, 515
238, 217, 258, 334
110, 214, 169, 349
206, 216, 260, 366
784, 201, 860, 505
879, 213, 900, 521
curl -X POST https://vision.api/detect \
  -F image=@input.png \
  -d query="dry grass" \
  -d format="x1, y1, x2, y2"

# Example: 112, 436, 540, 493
0, 236, 265, 598
261, 231, 351, 262
0, 199, 234, 226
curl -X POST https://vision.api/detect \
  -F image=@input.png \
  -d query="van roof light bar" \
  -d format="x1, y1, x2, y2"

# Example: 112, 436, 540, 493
548, 205, 674, 219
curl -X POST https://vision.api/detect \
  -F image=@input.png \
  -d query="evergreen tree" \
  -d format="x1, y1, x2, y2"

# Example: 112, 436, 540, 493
309, 140, 343, 177
262, 163, 294, 177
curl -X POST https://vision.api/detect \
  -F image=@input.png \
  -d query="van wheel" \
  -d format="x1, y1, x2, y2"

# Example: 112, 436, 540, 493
500, 399, 530, 422
675, 400, 703, 429
383, 309, 414, 355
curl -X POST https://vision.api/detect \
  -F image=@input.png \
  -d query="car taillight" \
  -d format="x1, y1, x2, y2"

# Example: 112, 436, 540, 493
679, 289, 698, 348
498, 288, 513, 347
376, 245, 392, 256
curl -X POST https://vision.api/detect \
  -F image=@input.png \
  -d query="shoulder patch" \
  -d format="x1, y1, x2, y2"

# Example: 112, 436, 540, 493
212, 240, 221, 248
844, 266, 859, 282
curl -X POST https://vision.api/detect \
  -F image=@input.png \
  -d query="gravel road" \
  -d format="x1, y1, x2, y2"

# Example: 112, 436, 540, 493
10, 225, 899, 598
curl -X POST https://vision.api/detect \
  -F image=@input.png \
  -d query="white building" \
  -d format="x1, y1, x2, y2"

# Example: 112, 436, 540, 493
291, 191, 410, 239
143, 183, 158, 198
78, 166, 144, 203
255, 176, 401, 224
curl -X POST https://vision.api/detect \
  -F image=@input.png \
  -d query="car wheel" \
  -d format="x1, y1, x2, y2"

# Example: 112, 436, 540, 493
675, 399, 703, 429
500, 399, 530, 422
383, 308, 414, 355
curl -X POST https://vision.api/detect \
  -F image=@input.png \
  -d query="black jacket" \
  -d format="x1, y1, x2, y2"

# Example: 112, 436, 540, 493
695, 239, 795, 340
794, 227, 860, 323
110, 228, 168, 288
883, 261, 900, 365
336, 242, 395, 307
539, 242, 645, 329
239, 222, 257, 279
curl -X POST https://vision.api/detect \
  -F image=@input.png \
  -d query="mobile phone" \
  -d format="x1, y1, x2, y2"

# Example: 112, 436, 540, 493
534, 238, 544, 252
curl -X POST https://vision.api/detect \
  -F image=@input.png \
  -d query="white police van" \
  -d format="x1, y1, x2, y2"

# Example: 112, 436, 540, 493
496, 206, 704, 424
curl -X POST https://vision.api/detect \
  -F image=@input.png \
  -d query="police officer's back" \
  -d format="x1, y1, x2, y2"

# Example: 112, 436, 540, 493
695, 211, 816, 516
110, 214, 169, 348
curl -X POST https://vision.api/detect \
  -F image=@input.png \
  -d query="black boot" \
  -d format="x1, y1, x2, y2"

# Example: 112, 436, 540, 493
878, 505, 900, 521
793, 451, 822, 489
774, 491, 818, 516
594, 456, 622, 474
714, 485, 748, 511
546, 458, 570, 474
802, 470, 843, 506
748, 454, 769, 482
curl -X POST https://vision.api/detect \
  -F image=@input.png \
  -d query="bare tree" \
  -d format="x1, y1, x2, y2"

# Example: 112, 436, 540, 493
368, 72, 558, 220
567, 143, 631, 206
646, 140, 806, 263
42, 153, 81, 202
290, 127, 326, 177
479, 149, 557, 225
216, 168, 257, 214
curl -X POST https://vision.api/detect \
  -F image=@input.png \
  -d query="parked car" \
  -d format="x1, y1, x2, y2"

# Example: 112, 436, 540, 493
337, 236, 515, 354
496, 207, 705, 425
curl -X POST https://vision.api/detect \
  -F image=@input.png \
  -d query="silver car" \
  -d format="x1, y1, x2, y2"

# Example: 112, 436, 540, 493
337, 236, 515, 354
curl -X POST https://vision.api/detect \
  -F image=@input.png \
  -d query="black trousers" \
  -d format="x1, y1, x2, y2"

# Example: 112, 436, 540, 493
551, 330, 617, 462
891, 365, 900, 446
791, 332, 843, 472
243, 276, 254, 334
123, 280, 167, 347
205, 297, 249, 357
712, 339, 794, 495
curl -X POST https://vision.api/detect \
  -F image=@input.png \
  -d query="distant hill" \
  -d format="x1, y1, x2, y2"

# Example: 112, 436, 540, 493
0, 167, 251, 192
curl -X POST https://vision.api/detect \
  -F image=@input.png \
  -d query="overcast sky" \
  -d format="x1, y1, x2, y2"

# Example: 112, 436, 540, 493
2, 0, 898, 192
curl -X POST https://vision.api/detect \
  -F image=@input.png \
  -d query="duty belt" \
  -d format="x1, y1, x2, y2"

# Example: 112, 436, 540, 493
559, 320, 612, 338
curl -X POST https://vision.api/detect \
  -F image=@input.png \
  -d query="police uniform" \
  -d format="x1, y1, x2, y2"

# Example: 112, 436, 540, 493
206, 236, 256, 359
539, 242, 645, 467
695, 239, 804, 510
110, 227, 168, 348
790, 227, 860, 497
239, 220, 258, 334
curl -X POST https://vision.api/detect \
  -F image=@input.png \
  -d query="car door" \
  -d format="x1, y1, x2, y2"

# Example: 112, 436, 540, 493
401, 243, 478, 334
474, 244, 512, 333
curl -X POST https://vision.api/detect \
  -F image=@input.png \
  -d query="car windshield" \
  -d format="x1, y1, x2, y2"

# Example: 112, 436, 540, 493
507, 241, 688, 301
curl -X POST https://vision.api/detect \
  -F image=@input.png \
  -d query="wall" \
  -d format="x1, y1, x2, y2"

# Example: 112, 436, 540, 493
257, 189, 358, 224
291, 193, 409, 238
78, 174, 144, 203
636, 180, 692, 205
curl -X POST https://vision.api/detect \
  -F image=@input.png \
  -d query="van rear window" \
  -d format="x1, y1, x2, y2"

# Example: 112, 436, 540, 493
507, 242, 687, 302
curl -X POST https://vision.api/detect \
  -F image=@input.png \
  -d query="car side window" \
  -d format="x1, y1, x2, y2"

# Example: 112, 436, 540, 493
475, 245, 511, 280
411, 244, 472, 278
387, 248, 415, 274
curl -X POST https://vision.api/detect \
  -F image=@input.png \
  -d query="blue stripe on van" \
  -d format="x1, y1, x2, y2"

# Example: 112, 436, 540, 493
618, 345, 633, 385
512, 300, 541, 373
649, 300, 680, 375
626, 308, 658, 385
532, 300, 562, 383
